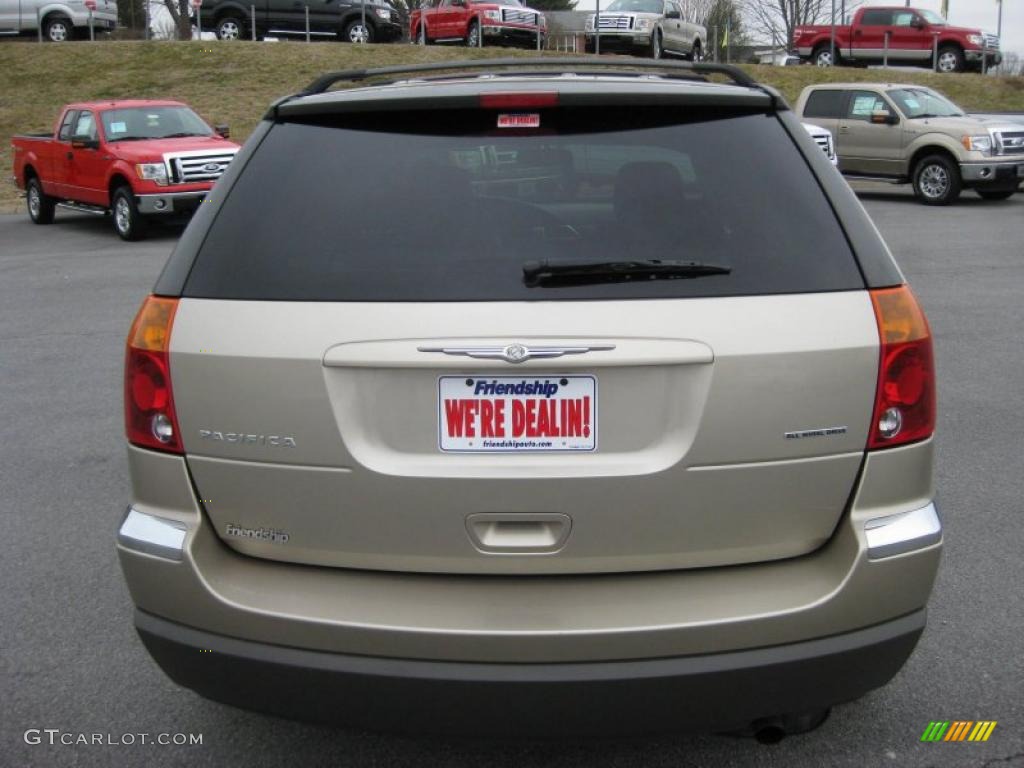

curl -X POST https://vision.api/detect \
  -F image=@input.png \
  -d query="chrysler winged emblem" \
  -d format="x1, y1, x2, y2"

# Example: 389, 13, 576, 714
417, 343, 615, 364
502, 343, 529, 363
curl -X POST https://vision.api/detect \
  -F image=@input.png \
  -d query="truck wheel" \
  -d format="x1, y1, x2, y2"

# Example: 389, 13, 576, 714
465, 20, 480, 47
344, 19, 373, 43
936, 45, 964, 73
216, 16, 245, 40
26, 178, 56, 225
112, 186, 148, 241
812, 45, 837, 67
688, 40, 702, 62
912, 154, 961, 206
975, 188, 1016, 201
650, 30, 662, 59
44, 16, 73, 42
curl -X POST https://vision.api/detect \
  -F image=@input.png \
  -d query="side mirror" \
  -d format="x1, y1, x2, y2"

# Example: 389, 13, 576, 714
871, 111, 898, 125
666, 10, 679, 19
70, 135, 99, 150
215, 124, 230, 139
451, 0, 465, 6
910, 17, 924, 30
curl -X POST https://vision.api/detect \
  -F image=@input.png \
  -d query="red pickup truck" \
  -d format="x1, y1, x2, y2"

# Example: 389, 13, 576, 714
793, 6, 1000, 73
411, 0, 544, 49
11, 100, 240, 241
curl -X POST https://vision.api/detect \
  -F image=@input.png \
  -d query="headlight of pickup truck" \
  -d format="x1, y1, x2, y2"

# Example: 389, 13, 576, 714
374, 8, 391, 19
966, 34, 984, 46
961, 135, 993, 155
135, 163, 169, 186
634, 18, 650, 31
484, 9, 500, 20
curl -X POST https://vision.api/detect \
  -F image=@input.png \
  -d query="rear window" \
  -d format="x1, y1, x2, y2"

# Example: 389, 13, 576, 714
184, 106, 862, 301
860, 9, 892, 25
803, 90, 846, 119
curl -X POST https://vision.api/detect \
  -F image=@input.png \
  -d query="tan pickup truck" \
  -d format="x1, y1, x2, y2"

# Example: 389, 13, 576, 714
796, 83, 1024, 205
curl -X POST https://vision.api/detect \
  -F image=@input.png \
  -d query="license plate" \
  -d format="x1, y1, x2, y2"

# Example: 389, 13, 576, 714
438, 375, 596, 452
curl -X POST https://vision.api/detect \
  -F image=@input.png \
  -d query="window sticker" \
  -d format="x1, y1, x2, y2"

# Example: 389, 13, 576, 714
851, 95, 879, 117
498, 113, 541, 129
904, 98, 921, 110
109, 121, 127, 133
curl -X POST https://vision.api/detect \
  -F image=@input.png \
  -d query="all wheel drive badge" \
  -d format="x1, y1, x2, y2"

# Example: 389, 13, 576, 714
503, 343, 528, 363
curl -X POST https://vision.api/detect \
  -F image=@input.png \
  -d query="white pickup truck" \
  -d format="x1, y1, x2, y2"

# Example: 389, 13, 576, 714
585, 0, 705, 60
0, 0, 118, 41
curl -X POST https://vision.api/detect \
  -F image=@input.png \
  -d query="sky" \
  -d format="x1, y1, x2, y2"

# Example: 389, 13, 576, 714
569, 0, 1022, 57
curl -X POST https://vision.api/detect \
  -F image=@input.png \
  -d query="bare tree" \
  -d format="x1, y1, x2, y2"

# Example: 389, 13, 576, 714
1000, 51, 1023, 76
679, 0, 743, 31
742, 0, 858, 48
678, 0, 716, 24
157, 0, 195, 40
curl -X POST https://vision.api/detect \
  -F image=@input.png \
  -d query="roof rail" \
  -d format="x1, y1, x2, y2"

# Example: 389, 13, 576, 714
298, 57, 759, 96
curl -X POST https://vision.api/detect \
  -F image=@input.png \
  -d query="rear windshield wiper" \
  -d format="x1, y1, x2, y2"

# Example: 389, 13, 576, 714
523, 259, 731, 287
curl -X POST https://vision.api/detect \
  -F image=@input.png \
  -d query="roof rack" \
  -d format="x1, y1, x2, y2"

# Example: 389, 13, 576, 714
298, 57, 759, 96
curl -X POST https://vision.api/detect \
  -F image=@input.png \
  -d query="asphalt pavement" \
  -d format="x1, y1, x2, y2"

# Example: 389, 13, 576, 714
1, 187, 1022, 768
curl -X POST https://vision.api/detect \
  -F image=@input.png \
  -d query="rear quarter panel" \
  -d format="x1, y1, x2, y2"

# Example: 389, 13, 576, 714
11, 135, 59, 193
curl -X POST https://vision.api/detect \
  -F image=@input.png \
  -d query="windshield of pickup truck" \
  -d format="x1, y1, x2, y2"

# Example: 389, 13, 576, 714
916, 10, 945, 25
888, 88, 964, 119
605, 0, 663, 13
100, 106, 213, 142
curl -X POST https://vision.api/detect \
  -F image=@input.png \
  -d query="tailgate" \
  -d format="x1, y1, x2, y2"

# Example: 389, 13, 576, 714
171, 293, 877, 574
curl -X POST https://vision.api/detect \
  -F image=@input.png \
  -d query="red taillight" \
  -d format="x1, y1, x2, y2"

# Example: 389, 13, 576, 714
868, 286, 935, 450
479, 92, 559, 109
124, 296, 182, 454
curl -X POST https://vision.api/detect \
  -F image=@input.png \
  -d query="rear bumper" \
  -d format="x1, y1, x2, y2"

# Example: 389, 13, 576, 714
135, 607, 926, 734
118, 439, 941, 730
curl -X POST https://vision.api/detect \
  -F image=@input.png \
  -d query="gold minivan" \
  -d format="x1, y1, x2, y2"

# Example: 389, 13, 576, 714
117, 59, 941, 740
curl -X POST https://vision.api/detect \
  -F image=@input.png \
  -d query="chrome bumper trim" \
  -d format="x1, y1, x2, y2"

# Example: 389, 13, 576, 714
965, 49, 1001, 63
865, 502, 941, 560
118, 507, 187, 561
960, 161, 1024, 182
136, 191, 206, 215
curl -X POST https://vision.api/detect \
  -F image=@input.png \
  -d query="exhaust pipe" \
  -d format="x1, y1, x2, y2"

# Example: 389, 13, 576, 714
752, 718, 787, 744
742, 708, 831, 744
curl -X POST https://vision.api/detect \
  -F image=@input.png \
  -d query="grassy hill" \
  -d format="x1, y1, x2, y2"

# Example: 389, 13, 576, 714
2, 41, 1022, 212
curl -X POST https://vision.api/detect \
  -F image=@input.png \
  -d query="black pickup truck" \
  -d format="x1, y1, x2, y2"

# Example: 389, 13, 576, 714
205, 0, 403, 43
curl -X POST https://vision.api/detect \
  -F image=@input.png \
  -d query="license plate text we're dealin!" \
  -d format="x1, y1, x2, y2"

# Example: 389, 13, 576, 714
438, 376, 596, 452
